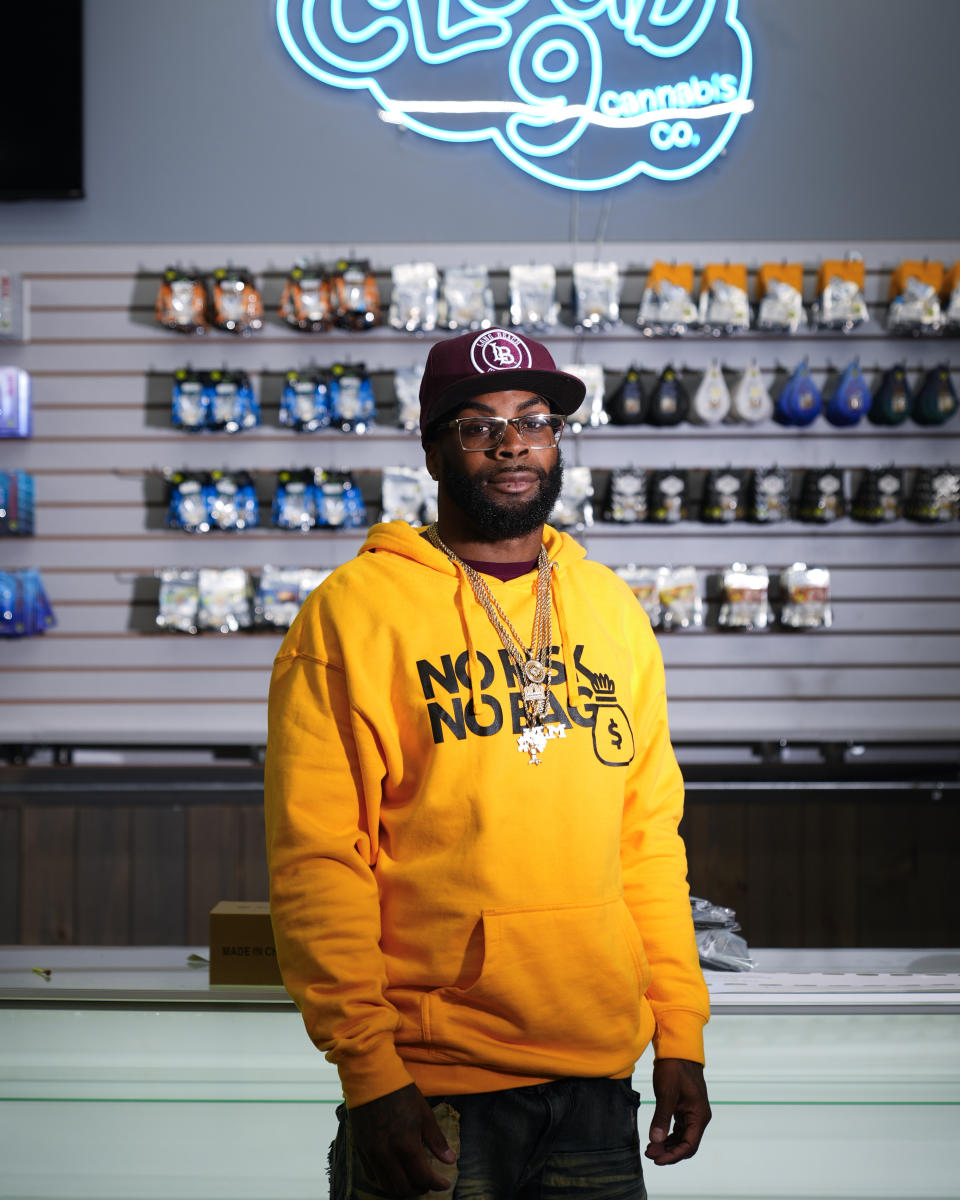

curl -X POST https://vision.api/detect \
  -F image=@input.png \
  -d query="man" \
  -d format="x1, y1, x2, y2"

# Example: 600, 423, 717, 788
265, 326, 710, 1199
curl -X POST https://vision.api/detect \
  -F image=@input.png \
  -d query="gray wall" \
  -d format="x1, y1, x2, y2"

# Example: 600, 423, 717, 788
3, 0, 960, 245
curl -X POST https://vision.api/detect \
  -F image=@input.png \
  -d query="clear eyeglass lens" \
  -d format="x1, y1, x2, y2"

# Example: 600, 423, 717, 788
459, 415, 561, 449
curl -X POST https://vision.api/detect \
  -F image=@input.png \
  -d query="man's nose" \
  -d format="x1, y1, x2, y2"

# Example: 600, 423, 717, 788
494, 420, 529, 456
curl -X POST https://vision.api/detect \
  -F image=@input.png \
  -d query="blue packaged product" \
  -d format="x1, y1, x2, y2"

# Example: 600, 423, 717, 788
280, 369, 331, 431
825, 360, 872, 427
171, 369, 207, 430
273, 470, 317, 531
775, 361, 822, 426
0, 367, 32, 438
329, 363, 376, 432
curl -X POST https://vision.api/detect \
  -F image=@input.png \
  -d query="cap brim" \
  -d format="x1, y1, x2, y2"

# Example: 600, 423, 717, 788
430, 369, 587, 426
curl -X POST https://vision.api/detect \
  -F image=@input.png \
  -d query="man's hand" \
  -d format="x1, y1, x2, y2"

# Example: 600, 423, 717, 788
644, 1058, 711, 1166
349, 1082, 456, 1197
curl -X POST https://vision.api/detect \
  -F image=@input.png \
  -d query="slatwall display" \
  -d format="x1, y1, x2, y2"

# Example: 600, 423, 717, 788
1, 241, 958, 749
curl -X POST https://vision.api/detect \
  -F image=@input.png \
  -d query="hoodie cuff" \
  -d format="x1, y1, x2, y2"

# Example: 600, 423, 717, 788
339, 1038, 417, 1109
651, 1007, 707, 1065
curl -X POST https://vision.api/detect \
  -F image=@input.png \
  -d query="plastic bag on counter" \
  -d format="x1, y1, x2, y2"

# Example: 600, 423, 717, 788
696, 927, 757, 971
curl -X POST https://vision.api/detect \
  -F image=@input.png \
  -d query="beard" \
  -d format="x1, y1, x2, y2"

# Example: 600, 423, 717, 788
439, 454, 564, 542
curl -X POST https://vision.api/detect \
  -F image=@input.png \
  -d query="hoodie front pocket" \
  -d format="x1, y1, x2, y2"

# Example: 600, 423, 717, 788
421, 897, 651, 1062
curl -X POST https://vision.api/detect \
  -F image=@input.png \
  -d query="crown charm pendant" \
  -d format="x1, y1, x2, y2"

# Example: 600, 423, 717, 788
517, 722, 566, 765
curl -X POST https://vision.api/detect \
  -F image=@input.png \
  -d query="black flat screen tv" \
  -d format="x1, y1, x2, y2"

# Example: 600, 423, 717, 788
0, 1, 84, 200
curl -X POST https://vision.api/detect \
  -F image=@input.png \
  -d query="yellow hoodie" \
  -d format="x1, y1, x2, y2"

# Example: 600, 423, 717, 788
265, 521, 708, 1108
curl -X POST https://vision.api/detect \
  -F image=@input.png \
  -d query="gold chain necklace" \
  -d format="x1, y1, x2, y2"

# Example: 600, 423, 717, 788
426, 524, 566, 764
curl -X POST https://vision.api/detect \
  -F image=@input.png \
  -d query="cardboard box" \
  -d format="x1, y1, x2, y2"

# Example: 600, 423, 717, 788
209, 900, 284, 987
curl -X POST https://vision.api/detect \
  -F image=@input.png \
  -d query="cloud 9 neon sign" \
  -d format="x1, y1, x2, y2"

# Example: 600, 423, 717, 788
276, 1, 754, 191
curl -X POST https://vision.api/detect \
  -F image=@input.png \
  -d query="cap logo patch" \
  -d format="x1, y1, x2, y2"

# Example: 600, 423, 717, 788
470, 328, 532, 374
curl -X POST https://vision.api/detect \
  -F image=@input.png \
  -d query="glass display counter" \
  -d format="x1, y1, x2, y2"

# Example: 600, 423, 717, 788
1, 947, 958, 1199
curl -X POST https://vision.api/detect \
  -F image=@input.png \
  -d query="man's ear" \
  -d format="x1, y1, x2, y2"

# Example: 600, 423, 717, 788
424, 443, 439, 482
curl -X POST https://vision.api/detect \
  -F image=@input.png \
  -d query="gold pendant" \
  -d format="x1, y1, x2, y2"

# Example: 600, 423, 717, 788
517, 722, 566, 765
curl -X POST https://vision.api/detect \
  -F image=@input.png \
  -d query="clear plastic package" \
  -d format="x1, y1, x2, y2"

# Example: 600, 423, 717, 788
658, 565, 703, 630
550, 465, 594, 529
389, 262, 439, 332
718, 563, 772, 630
441, 265, 495, 331
508, 264, 560, 330
779, 563, 832, 629
562, 363, 607, 427
572, 261, 621, 331
614, 564, 661, 627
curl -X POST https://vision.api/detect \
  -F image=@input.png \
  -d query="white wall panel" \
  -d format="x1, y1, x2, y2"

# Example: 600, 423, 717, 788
1, 242, 958, 747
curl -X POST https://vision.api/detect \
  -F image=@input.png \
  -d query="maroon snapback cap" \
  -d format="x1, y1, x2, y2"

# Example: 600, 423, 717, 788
419, 327, 586, 436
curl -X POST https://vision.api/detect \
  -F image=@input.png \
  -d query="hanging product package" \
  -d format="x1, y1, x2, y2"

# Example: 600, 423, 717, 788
389, 262, 439, 332
718, 563, 772, 631
210, 267, 263, 335
779, 564, 832, 629
330, 259, 380, 331
748, 466, 792, 523
197, 567, 253, 633
887, 260, 944, 334
156, 568, 200, 634
171, 369, 207, 430
797, 467, 846, 523
509, 263, 560, 330
256, 566, 333, 629
690, 362, 732, 424
637, 261, 697, 336
572, 261, 621, 331
0, 367, 31, 437
697, 263, 750, 334
0, 569, 55, 637
614, 564, 661, 627
913, 365, 959, 426
280, 368, 330, 432
852, 466, 904, 523
905, 467, 959, 523
730, 361, 773, 423
313, 469, 367, 529
825, 360, 873, 427
700, 469, 745, 523
658, 565, 703, 631
562, 363, 607, 427
868, 364, 913, 426
550, 466, 594, 530
649, 469, 688, 523
156, 268, 208, 334
381, 466, 432, 525
603, 468, 648, 523
812, 257, 869, 331
206, 470, 259, 532
205, 369, 259, 432
279, 264, 332, 332
394, 365, 425, 432
0, 470, 35, 535
329, 362, 376, 432
755, 262, 807, 333
273, 469, 317, 531
775, 360, 822, 426
944, 261, 960, 331
648, 365, 690, 426
441, 265, 495, 331
606, 367, 647, 425
165, 470, 210, 532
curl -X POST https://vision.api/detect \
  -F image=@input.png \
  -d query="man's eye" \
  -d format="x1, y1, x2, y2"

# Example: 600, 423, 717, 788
519, 416, 550, 431
462, 421, 493, 436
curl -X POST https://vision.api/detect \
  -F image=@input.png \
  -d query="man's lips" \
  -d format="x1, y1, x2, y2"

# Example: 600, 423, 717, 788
484, 470, 541, 494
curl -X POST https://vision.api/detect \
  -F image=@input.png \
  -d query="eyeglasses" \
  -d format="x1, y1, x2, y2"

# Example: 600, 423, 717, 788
436, 412, 565, 451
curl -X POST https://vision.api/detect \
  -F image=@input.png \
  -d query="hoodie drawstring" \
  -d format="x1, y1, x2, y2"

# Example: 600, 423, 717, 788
450, 560, 484, 715
551, 562, 577, 711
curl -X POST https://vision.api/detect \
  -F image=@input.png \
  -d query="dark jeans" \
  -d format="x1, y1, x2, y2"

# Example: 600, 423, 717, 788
329, 1076, 646, 1200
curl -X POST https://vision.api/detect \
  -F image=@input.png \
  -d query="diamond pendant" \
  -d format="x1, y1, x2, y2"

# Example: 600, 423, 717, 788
517, 722, 566, 765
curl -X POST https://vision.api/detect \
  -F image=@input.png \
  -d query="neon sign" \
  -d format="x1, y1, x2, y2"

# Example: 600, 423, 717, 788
276, 1, 754, 191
